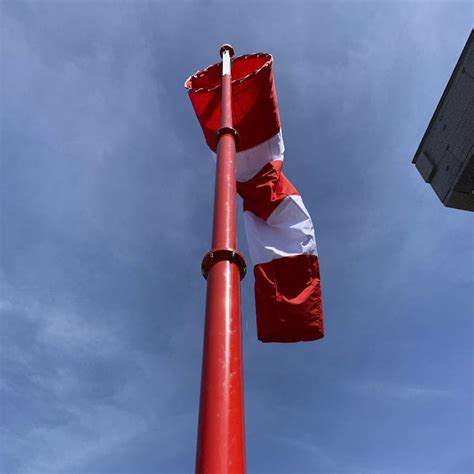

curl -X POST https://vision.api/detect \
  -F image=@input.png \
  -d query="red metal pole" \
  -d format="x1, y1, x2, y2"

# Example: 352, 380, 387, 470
196, 44, 246, 474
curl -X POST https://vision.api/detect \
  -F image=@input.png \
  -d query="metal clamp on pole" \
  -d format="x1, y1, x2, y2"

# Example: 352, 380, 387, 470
216, 126, 240, 147
201, 249, 247, 280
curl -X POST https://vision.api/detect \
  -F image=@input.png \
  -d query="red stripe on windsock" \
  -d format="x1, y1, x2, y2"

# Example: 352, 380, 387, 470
236, 161, 298, 221
254, 254, 324, 343
185, 53, 280, 152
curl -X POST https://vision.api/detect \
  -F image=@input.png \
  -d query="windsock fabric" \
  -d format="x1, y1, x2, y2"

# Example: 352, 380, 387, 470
185, 53, 323, 343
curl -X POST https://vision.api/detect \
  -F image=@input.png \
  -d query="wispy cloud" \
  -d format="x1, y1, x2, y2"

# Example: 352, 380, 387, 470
7, 406, 148, 474
348, 380, 466, 402
0, 285, 193, 473
268, 433, 338, 472
348, 468, 446, 474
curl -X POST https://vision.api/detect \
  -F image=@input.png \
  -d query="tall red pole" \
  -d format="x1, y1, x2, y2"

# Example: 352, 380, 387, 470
196, 44, 247, 474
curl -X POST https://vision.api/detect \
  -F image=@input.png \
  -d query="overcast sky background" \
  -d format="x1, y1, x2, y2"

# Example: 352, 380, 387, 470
1, 1, 473, 473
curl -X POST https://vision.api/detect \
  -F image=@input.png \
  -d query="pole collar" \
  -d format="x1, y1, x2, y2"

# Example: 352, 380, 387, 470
202, 249, 247, 280
220, 44, 235, 58
217, 127, 240, 147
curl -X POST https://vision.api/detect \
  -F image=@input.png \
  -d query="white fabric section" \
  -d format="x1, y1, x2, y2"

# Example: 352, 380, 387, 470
244, 195, 318, 265
235, 130, 284, 182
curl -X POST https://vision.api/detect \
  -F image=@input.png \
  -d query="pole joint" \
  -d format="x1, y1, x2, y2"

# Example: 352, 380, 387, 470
201, 248, 247, 280
216, 126, 240, 148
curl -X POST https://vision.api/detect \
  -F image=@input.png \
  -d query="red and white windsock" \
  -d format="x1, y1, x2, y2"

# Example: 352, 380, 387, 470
185, 52, 323, 343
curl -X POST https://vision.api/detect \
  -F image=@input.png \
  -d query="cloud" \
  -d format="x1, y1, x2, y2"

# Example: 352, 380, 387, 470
348, 380, 466, 402
6, 405, 148, 474
269, 434, 338, 472
0, 281, 195, 473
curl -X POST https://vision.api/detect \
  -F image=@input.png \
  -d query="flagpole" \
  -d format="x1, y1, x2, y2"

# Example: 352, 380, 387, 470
196, 44, 247, 474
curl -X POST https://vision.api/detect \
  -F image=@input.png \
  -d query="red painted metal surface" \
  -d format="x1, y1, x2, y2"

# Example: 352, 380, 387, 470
195, 46, 246, 474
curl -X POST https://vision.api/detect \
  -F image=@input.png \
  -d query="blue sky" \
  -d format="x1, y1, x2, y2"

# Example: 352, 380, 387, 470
1, 1, 473, 473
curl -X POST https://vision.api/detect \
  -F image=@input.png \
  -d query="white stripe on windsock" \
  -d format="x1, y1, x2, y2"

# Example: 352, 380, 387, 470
243, 195, 317, 265
235, 130, 284, 182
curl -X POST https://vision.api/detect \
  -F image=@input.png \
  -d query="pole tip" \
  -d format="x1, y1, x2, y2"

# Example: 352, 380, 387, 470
220, 44, 235, 58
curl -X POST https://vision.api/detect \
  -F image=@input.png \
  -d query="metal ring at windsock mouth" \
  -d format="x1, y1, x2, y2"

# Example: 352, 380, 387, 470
184, 52, 272, 93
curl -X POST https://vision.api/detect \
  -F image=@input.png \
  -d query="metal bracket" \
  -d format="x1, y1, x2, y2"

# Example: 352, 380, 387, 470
201, 249, 247, 280
216, 127, 240, 147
